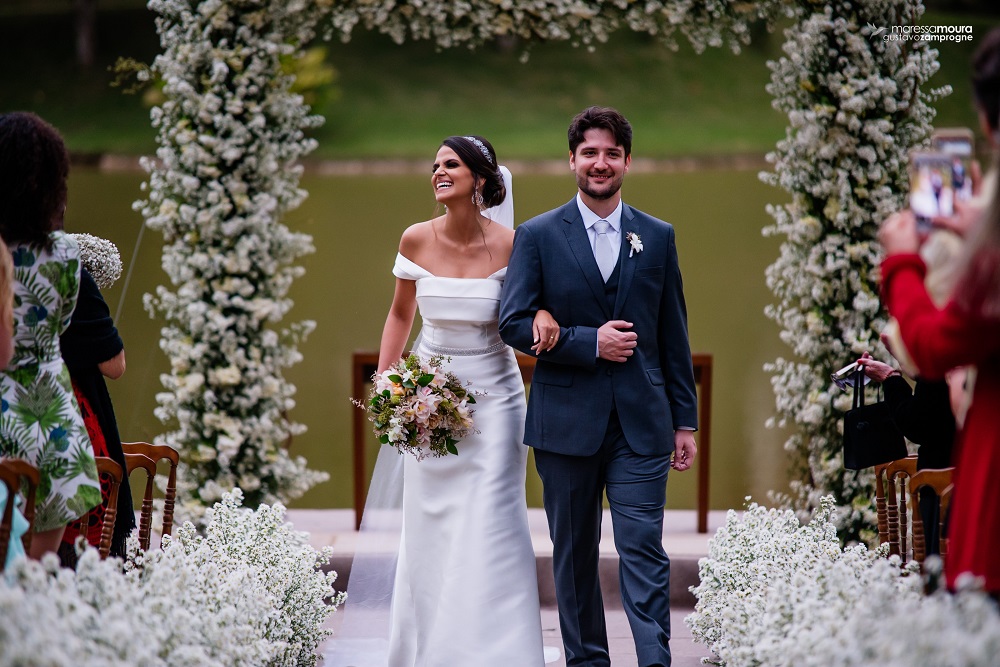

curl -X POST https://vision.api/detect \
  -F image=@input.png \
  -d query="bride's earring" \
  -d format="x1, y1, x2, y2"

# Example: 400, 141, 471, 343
472, 187, 484, 209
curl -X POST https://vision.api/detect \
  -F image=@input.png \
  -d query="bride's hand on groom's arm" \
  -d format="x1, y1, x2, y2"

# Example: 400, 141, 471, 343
531, 309, 561, 354
597, 320, 637, 363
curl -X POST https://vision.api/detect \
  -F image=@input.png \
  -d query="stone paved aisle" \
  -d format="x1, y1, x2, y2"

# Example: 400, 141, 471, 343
539, 606, 710, 667
300, 508, 720, 666
321, 606, 711, 666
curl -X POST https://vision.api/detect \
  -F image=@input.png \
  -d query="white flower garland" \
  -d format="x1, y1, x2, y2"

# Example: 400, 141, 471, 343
330, 0, 792, 54
0, 490, 343, 666
760, 0, 948, 541
138, 0, 330, 523
687, 497, 1000, 667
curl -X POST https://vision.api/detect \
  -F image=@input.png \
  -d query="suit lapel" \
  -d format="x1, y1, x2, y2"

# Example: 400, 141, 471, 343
613, 205, 639, 318
561, 201, 612, 319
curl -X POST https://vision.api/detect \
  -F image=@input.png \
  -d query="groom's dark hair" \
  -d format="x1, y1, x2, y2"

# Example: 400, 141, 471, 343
567, 106, 632, 158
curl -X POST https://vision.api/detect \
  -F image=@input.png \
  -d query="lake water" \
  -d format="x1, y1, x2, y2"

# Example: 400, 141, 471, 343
65, 165, 791, 511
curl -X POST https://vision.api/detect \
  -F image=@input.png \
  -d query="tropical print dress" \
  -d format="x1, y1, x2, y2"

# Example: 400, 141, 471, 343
0, 231, 100, 532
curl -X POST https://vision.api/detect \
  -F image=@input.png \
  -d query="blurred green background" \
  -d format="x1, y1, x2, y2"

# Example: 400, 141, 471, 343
2, 1, 995, 512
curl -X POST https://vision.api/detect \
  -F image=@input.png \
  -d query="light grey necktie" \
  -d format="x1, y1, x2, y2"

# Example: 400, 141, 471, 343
593, 219, 615, 282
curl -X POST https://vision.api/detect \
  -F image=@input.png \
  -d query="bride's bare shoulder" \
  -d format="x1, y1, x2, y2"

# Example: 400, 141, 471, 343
398, 217, 441, 255
491, 222, 515, 242
487, 220, 516, 254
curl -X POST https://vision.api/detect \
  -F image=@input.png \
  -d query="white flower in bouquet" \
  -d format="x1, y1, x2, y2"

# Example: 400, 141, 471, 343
355, 353, 479, 460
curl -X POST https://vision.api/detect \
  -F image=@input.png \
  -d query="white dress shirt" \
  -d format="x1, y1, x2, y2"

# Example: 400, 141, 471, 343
577, 193, 623, 269
577, 195, 623, 359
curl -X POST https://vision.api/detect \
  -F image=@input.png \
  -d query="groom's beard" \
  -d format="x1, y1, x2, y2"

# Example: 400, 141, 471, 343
577, 170, 625, 200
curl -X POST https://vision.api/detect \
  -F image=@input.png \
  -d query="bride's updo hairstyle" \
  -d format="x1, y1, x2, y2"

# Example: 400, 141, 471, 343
441, 135, 506, 208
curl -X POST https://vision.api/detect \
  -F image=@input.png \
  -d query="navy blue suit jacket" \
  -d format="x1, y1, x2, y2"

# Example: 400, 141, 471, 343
499, 198, 698, 456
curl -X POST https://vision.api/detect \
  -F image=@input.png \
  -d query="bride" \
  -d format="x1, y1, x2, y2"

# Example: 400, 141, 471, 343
329, 135, 557, 666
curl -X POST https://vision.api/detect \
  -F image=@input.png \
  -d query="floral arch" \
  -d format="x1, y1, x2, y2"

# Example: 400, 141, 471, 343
139, 0, 942, 538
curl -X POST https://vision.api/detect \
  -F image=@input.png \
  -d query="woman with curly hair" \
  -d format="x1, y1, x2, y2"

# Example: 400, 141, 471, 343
0, 111, 100, 559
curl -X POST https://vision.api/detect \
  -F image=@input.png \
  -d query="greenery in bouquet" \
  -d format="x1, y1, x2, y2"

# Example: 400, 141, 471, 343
358, 353, 478, 460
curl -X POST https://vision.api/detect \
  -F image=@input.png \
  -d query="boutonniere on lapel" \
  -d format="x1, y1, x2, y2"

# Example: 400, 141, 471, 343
626, 232, 643, 258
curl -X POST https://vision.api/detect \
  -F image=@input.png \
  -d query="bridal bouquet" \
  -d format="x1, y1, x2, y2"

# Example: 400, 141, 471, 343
357, 353, 477, 460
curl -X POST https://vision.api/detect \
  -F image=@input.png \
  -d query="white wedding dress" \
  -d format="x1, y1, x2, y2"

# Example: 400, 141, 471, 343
326, 252, 547, 667
387, 254, 545, 667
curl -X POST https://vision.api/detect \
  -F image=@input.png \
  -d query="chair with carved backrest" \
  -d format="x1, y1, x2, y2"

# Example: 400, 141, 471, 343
874, 455, 918, 561
121, 442, 179, 551
90, 456, 124, 559
908, 467, 954, 566
0, 458, 40, 568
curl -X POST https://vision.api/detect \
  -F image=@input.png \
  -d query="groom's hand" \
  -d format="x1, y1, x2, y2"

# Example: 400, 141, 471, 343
672, 431, 697, 471
598, 320, 637, 362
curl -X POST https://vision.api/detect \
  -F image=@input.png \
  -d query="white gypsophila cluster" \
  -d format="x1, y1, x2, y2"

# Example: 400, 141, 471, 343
760, 0, 947, 542
0, 490, 343, 667
69, 232, 124, 289
686, 497, 1000, 667
136, 0, 330, 524
329, 0, 792, 55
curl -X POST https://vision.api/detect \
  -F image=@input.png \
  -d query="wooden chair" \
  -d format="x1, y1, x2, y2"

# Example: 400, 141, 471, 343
91, 456, 124, 559
0, 458, 40, 567
874, 455, 917, 561
122, 442, 179, 551
908, 467, 954, 565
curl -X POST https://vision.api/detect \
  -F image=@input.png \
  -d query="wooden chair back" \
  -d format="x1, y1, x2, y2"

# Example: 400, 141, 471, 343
908, 467, 954, 565
122, 442, 178, 551
874, 455, 917, 561
0, 458, 40, 567
91, 456, 124, 559
124, 453, 158, 551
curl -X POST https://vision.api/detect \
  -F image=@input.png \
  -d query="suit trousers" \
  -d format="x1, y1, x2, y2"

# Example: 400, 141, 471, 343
534, 407, 672, 667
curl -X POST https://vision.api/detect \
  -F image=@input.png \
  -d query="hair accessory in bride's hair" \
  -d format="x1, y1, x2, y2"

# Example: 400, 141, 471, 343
463, 136, 493, 164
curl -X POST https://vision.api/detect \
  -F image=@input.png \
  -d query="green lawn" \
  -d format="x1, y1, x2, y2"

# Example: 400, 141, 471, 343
0, 6, 993, 160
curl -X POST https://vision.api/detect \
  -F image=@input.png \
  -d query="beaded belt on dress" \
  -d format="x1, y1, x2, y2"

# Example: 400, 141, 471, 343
421, 340, 507, 356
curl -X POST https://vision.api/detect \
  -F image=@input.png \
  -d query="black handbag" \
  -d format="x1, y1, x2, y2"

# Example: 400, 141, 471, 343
842, 370, 908, 470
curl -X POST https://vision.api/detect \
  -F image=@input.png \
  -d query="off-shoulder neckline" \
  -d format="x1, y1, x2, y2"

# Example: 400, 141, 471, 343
396, 253, 506, 280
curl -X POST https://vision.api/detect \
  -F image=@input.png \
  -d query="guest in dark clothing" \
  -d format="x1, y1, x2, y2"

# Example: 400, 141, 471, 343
857, 352, 955, 555
58, 266, 134, 566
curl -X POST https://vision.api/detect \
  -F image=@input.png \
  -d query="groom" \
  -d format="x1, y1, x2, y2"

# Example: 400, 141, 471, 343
499, 106, 698, 667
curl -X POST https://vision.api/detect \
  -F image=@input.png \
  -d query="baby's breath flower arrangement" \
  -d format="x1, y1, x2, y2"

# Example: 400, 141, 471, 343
137, 0, 329, 523
68, 233, 123, 289
356, 353, 478, 460
760, 0, 947, 542
0, 490, 343, 667
687, 497, 1000, 667
329, 1, 791, 54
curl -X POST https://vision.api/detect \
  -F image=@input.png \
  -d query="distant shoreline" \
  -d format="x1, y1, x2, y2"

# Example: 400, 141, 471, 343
71, 151, 771, 176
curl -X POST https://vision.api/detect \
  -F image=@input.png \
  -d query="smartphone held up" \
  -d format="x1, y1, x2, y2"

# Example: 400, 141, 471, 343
907, 128, 975, 232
